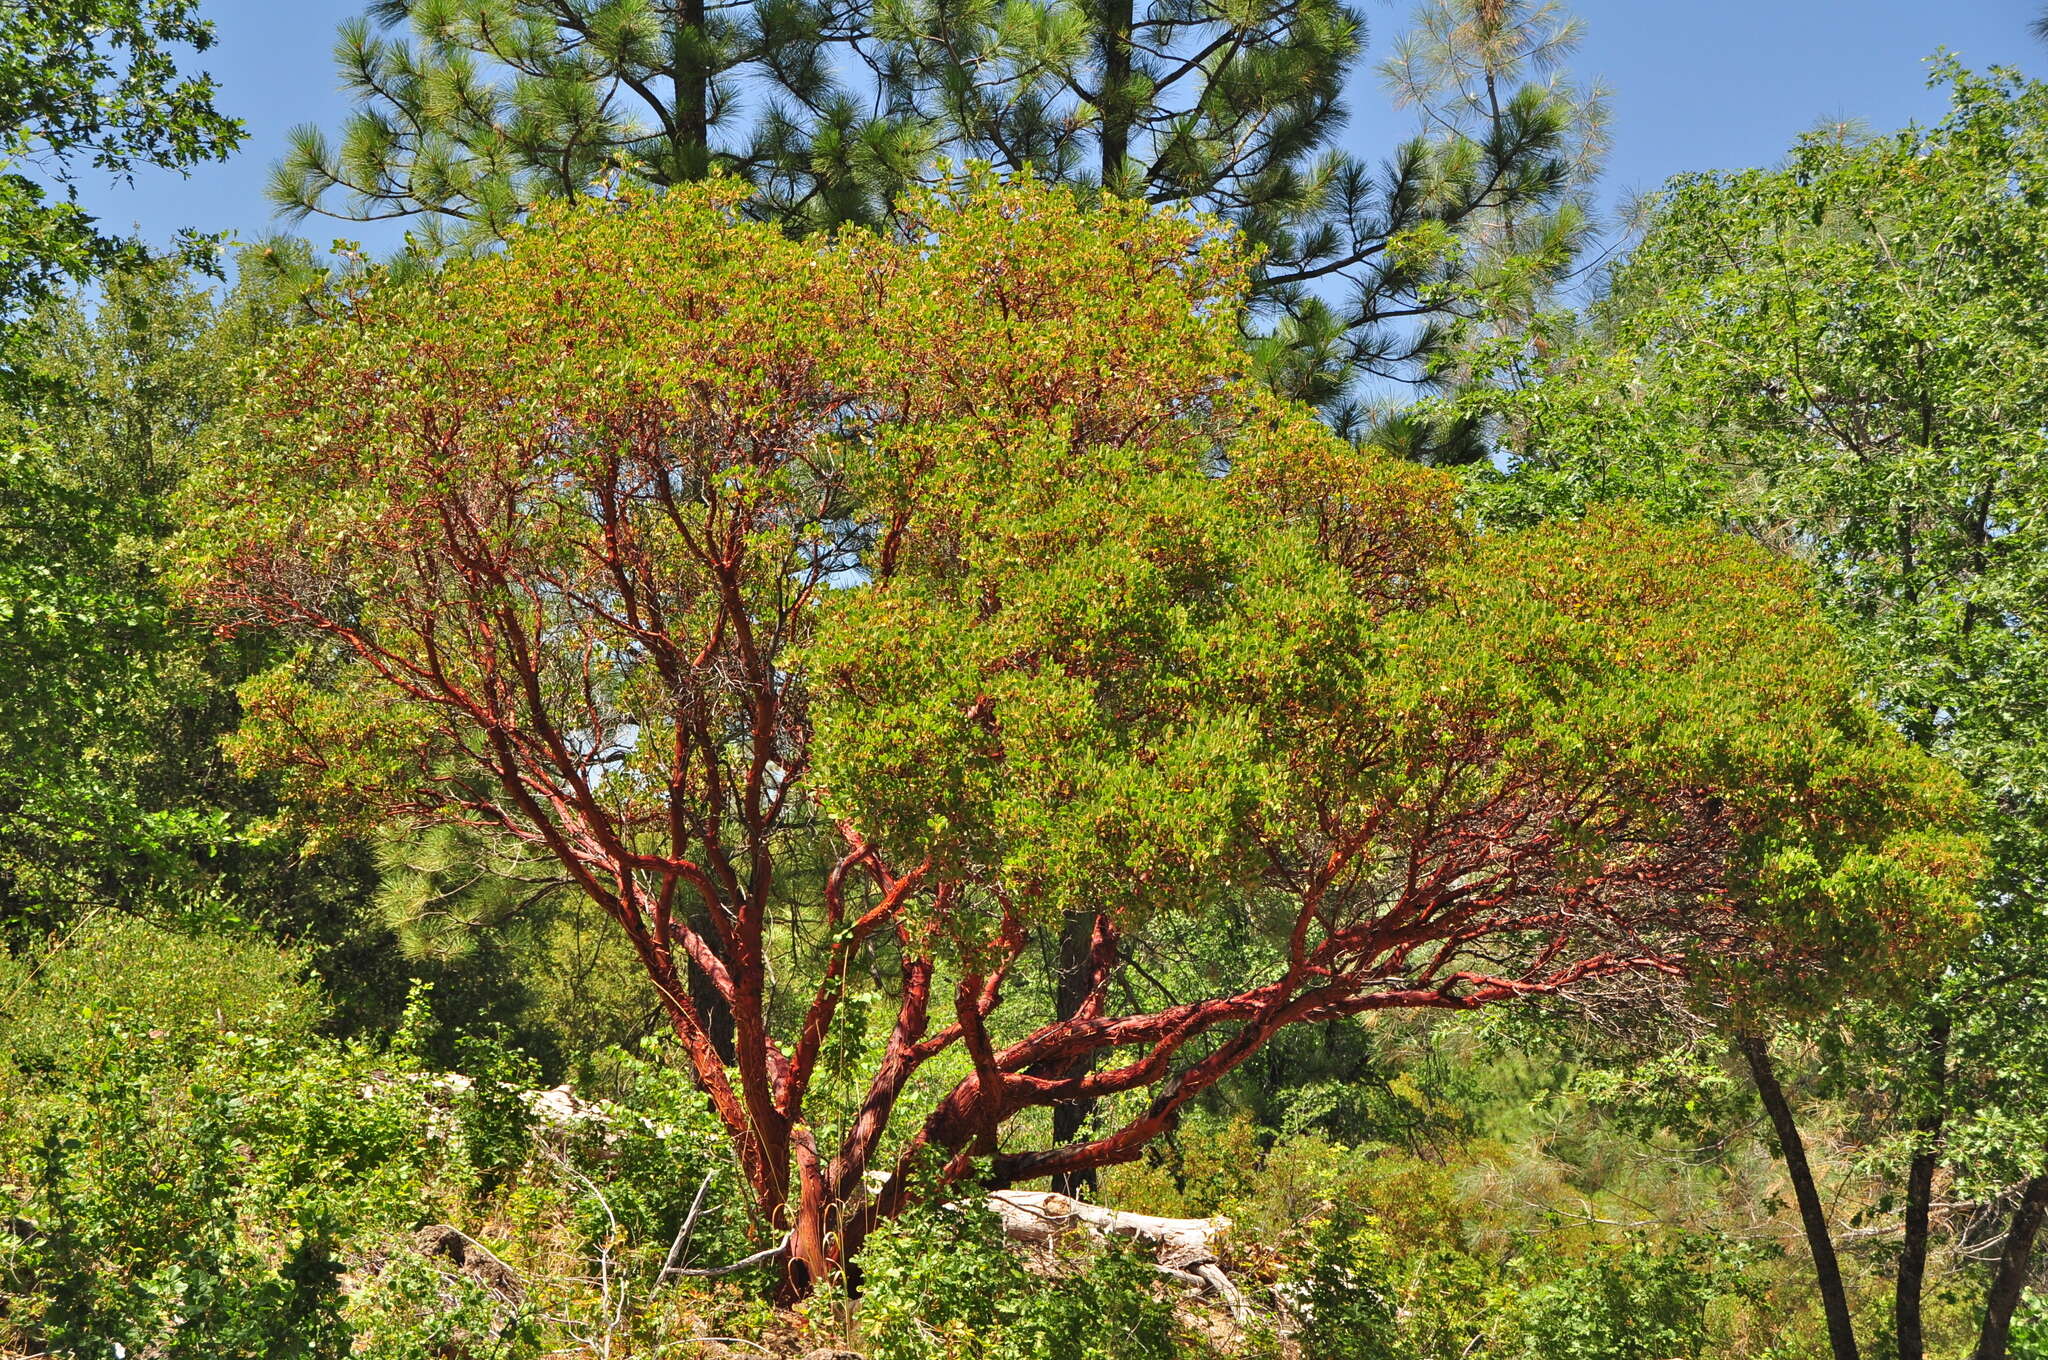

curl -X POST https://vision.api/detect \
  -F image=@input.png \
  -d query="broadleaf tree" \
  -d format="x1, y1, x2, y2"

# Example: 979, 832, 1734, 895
0, 269, 222, 935
1466, 60, 2048, 1360
0, 260, 411, 993
272, 0, 1616, 1187
874, 0, 1607, 1159
0, 0, 242, 327
176, 178, 1976, 1299
0, 4, 247, 940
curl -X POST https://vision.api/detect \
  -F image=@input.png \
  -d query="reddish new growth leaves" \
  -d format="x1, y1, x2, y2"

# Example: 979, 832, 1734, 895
177, 179, 1977, 1293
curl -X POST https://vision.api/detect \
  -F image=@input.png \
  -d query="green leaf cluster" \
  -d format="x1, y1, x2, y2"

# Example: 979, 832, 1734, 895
183, 174, 1976, 1036
1465, 57, 2048, 1162
0, 0, 242, 322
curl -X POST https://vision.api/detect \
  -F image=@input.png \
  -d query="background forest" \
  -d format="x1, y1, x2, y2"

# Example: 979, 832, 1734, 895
0, 2, 2045, 1358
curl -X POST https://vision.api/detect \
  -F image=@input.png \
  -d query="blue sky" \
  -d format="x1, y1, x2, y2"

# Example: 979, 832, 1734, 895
67, 0, 2048, 260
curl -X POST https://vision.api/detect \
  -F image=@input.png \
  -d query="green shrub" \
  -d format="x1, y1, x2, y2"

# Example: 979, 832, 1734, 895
1518, 1238, 1742, 1360
552, 1044, 751, 1263
12, 1027, 362, 1358
1283, 1211, 1399, 1360
344, 1249, 534, 1360
0, 933, 538, 1358
2012, 1290, 2048, 1360
0, 915, 326, 1096
857, 1183, 1181, 1360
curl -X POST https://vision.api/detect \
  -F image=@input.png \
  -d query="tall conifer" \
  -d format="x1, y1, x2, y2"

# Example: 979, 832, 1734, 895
269, 0, 934, 247
278, 0, 1604, 417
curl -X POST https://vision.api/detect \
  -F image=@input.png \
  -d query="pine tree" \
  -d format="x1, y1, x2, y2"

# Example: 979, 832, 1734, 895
268, 0, 933, 251
881, 0, 1605, 438
281, 0, 1604, 411
1307, 0, 1606, 457
1377, 1, 1605, 340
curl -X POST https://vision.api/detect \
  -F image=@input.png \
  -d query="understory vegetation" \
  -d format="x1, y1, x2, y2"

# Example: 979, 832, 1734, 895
12, 915, 2020, 1359
2, 2, 2047, 1358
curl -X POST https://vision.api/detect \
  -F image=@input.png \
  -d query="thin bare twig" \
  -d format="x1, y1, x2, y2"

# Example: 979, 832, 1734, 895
656, 1170, 717, 1287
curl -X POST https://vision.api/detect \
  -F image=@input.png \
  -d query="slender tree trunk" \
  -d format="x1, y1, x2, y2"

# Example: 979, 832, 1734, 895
1897, 1014, 1952, 1360
675, 0, 711, 180
1049, 909, 1098, 1197
1975, 1171, 2048, 1360
1096, 0, 1134, 189
1739, 1031, 1861, 1360
689, 962, 735, 1061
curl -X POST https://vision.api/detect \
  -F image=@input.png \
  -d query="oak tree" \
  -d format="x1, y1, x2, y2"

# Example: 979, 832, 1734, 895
1468, 61, 2048, 1360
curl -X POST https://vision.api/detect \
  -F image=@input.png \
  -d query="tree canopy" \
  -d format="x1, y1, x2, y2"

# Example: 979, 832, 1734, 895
272, 0, 1605, 437
0, 0, 242, 322
1464, 59, 2048, 1360
176, 176, 1976, 1295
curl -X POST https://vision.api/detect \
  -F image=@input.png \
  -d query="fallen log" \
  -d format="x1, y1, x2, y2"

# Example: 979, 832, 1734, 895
985, 1190, 1248, 1323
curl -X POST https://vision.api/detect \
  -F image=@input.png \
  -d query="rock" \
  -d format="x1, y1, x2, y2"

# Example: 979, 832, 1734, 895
525, 1082, 608, 1127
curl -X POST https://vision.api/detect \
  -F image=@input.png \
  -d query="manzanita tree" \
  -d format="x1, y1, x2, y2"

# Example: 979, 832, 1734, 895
176, 179, 1975, 1295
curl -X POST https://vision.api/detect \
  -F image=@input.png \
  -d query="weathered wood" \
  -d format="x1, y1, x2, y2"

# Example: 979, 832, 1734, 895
986, 1190, 1247, 1321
